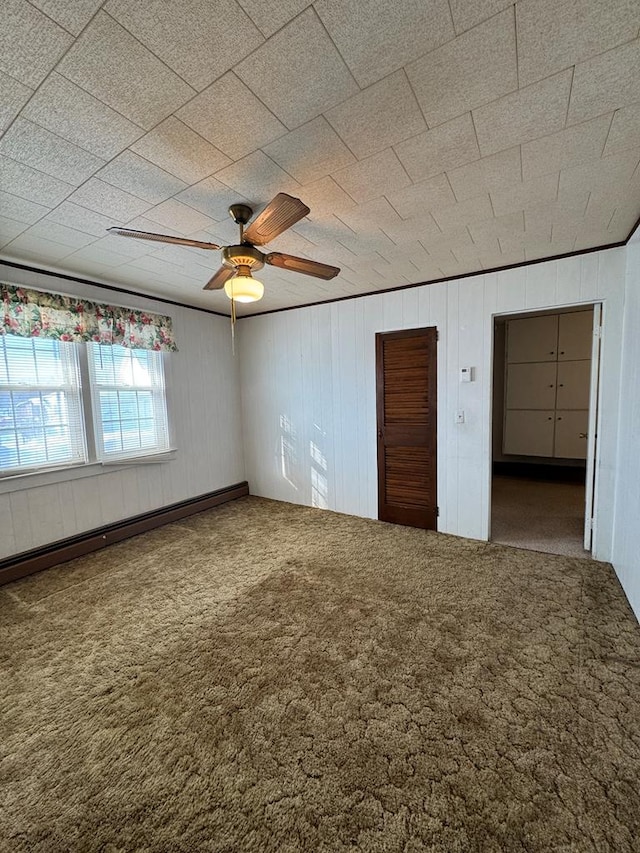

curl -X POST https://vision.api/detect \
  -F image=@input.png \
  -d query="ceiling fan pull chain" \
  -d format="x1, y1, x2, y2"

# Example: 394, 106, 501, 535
230, 289, 236, 356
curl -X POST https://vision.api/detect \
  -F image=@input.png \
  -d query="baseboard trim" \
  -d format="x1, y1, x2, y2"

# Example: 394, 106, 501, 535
0, 481, 249, 587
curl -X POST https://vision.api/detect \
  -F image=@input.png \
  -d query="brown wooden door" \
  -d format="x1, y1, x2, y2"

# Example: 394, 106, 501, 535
376, 327, 437, 529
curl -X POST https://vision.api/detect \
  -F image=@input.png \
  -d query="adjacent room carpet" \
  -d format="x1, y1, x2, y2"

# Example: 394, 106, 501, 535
1, 496, 639, 853
491, 475, 590, 560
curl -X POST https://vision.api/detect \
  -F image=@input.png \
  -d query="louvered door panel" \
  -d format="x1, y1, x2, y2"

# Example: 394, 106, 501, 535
376, 328, 437, 529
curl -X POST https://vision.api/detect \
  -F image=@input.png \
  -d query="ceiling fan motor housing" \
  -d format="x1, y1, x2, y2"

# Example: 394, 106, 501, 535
221, 244, 265, 271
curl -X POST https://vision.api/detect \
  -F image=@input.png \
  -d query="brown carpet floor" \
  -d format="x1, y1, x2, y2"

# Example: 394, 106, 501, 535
491, 475, 591, 560
1, 496, 639, 853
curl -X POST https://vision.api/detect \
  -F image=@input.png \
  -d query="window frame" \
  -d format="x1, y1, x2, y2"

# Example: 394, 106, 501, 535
0, 335, 174, 487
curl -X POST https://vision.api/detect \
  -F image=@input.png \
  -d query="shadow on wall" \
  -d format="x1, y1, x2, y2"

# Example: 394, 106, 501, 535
278, 415, 329, 508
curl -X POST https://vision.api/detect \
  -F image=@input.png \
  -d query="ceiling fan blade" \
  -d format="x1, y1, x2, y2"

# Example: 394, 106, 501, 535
203, 266, 235, 291
243, 194, 310, 246
265, 252, 340, 280
107, 227, 220, 251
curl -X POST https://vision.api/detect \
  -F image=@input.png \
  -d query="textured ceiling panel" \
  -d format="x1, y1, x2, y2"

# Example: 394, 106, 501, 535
177, 73, 286, 160
0, 0, 639, 314
516, 0, 640, 87
0, 0, 72, 88
406, 9, 517, 128
105, 0, 264, 91
0, 71, 33, 133
314, 0, 454, 87
21, 73, 144, 160
235, 8, 359, 129
57, 12, 195, 129
325, 70, 427, 160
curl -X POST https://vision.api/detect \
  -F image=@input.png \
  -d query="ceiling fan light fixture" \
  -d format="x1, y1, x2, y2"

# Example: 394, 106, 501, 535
224, 266, 264, 303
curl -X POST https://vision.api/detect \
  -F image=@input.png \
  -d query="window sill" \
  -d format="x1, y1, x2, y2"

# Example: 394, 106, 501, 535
0, 450, 177, 495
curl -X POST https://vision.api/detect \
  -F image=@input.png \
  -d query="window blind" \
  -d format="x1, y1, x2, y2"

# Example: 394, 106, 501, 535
87, 343, 170, 461
0, 336, 86, 474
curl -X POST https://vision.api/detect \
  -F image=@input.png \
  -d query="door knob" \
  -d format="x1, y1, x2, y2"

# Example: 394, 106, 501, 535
579, 432, 588, 439
377, 428, 383, 438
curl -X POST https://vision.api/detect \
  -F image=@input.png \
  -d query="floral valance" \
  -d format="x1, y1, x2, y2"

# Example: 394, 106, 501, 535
1, 284, 178, 352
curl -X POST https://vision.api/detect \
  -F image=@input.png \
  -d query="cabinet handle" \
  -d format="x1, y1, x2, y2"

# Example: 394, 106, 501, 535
558, 383, 564, 387
548, 384, 554, 388
557, 417, 562, 421
560, 351, 565, 355
547, 417, 553, 420
549, 351, 555, 354
579, 433, 587, 438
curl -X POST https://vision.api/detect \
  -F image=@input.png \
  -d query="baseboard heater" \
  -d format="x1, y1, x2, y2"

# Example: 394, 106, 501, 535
0, 481, 249, 587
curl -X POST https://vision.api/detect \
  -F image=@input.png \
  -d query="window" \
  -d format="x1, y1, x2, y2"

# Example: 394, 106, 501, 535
0, 336, 170, 477
88, 344, 169, 461
0, 336, 86, 474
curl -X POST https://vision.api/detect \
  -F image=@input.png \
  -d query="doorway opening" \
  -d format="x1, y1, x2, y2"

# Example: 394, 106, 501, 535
490, 304, 601, 559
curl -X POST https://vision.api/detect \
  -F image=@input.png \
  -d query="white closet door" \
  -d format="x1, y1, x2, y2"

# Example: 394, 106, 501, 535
554, 411, 589, 458
504, 410, 555, 456
507, 315, 558, 363
506, 362, 557, 409
558, 311, 593, 360
556, 361, 591, 409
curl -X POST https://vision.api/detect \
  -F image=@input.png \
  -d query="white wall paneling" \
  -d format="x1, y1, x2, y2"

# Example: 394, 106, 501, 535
611, 240, 640, 619
0, 262, 245, 559
240, 248, 627, 563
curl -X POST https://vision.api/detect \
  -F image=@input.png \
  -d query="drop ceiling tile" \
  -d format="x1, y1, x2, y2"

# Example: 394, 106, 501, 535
517, 0, 640, 88
292, 215, 357, 247
395, 113, 480, 182
93, 233, 158, 258
490, 171, 559, 216
176, 178, 249, 223
0, 156, 74, 207
325, 71, 427, 160
105, 0, 264, 91
66, 179, 152, 221
521, 113, 613, 180
0, 0, 73, 88
235, 8, 358, 130
25, 221, 97, 249
177, 73, 286, 160
297, 177, 357, 218
0, 72, 33, 132
337, 198, 404, 235
446, 147, 521, 202
0, 118, 105, 184
473, 69, 573, 156
263, 117, 355, 185
386, 174, 457, 218
22, 73, 144, 160
448, 0, 513, 33
568, 40, 640, 125
432, 193, 494, 232
0, 191, 51, 225
315, 0, 454, 88
143, 199, 218, 235
215, 150, 300, 201
96, 152, 187, 205
46, 202, 121, 237
332, 149, 411, 203
382, 214, 442, 246
30, 0, 103, 35
66, 244, 132, 267
131, 118, 231, 185
468, 211, 525, 242
406, 10, 517, 128
0, 216, 29, 247
4, 232, 72, 261
57, 12, 195, 130
604, 103, 640, 156
237, 0, 309, 37
558, 149, 640, 205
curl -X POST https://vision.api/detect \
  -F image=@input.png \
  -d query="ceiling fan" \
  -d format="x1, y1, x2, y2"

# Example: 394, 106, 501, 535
107, 193, 340, 304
